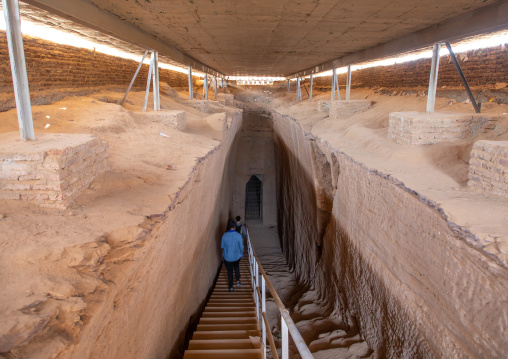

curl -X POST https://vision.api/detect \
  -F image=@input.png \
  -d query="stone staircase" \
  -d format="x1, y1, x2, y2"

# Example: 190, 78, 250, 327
183, 261, 263, 359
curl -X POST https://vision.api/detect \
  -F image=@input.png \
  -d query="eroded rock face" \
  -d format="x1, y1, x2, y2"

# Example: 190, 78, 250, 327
0, 111, 243, 359
272, 111, 508, 358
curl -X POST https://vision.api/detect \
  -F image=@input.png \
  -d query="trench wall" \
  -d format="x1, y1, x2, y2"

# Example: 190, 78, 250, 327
231, 110, 277, 226
65, 112, 242, 358
0, 31, 199, 111
272, 111, 508, 358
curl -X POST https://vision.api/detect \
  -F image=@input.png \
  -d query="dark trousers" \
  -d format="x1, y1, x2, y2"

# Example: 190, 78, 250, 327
224, 258, 241, 287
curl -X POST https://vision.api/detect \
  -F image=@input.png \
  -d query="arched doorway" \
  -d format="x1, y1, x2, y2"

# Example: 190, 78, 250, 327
245, 175, 262, 220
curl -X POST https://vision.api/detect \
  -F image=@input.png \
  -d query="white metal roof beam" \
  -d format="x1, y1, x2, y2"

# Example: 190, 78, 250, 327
21, 0, 224, 77
287, 0, 508, 78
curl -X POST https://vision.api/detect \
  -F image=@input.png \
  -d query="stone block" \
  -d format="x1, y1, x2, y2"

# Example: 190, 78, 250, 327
0, 132, 109, 208
158, 110, 186, 130
329, 100, 371, 119
204, 112, 228, 133
183, 100, 210, 113
388, 111, 491, 145
317, 101, 330, 113
217, 93, 234, 105
468, 140, 508, 197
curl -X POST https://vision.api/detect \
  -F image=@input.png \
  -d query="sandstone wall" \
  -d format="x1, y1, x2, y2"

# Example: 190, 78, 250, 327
310, 46, 508, 89
272, 111, 508, 358
63, 112, 242, 358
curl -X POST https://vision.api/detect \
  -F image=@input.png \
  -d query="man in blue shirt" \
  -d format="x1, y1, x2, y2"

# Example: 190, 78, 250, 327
221, 219, 244, 292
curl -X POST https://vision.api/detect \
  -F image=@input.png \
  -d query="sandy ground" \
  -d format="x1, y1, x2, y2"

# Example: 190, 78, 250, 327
0, 87, 235, 356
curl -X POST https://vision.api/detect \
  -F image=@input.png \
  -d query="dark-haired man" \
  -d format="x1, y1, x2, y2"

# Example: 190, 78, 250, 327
221, 219, 244, 292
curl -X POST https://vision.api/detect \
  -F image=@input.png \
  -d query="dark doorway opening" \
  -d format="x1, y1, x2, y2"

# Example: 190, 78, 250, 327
245, 175, 262, 220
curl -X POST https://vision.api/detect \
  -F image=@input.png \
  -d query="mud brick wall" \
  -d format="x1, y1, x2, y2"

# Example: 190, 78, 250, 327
468, 140, 508, 197
217, 93, 234, 105
0, 134, 108, 208
312, 45, 508, 89
329, 100, 371, 118
388, 112, 493, 145
0, 30, 196, 94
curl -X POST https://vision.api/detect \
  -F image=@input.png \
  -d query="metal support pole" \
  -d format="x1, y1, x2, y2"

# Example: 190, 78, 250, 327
335, 70, 341, 100
255, 261, 260, 320
188, 66, 193, 100
121, 50, 148, 106
3, 0, 34, 141
445, 42, 480, 113
152, 51, 160, 111
427, 43, 441, 113
346, 64, 352, 100
214, 76, 217, 100
309, 74, 313, 102
142, 52, 154, 112
281, 316, 288, 359
331, 68, 336, 101
287, 79, 290, 92
296, 77, 300, 102
262, 276, 266, 359
204, 74, 208, 100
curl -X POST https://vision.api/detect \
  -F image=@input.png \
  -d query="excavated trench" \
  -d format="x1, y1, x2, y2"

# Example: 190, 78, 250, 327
197, 101, 508, 358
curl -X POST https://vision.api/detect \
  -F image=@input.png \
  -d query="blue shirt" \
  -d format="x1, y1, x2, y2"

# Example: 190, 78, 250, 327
221, 230, 244, 262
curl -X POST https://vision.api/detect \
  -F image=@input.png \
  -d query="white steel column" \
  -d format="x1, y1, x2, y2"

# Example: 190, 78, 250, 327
281, 316, 288, 359
346, 64, 352, 100
152, 51, 160, 111
287, 79, 290, 92
309, 74, 313, 102
204, 74, 208, 100
296, 77, 300, 101
331, 68, 336, 101
427, 43, 441, 113
3, 0, 35, 141
262, 276, 266, 359
121, 50, 148, 106
142, 51, 154, 112
188, 66, 193, 100
214, 76, 217, 100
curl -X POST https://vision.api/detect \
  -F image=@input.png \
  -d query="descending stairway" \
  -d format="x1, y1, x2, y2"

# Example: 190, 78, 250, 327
183, 260, 263, 359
